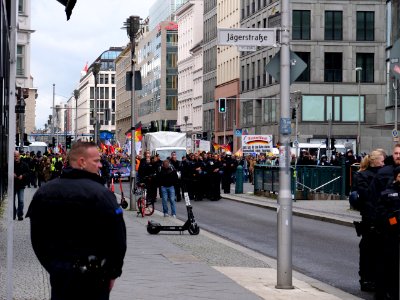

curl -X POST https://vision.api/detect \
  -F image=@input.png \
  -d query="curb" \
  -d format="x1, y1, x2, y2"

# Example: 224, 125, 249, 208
222, 194, 356, 228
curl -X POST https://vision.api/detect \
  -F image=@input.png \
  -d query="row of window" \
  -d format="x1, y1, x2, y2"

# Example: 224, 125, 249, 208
293, 10, 374, 41
241, 52, 374, 92
240, 95, 365, 126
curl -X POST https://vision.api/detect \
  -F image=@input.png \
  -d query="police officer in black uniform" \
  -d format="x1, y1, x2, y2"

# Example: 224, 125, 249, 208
369, 144, 400, 300
351, 150, 385, 292
205, 153, 222, 200
27, 141, 126, 300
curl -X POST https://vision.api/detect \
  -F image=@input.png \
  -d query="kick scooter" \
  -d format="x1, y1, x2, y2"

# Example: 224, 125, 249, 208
111, 172, 128, 209
147, 189, 200, 235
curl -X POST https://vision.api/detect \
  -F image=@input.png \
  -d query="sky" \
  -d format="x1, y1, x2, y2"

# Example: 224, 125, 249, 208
31, 0, 156, 130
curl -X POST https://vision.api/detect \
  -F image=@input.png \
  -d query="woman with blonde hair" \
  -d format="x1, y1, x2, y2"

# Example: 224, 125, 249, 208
351, 149, 385, 292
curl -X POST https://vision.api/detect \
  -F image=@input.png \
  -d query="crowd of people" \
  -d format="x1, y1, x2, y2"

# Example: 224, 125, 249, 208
14, 142, 400, 299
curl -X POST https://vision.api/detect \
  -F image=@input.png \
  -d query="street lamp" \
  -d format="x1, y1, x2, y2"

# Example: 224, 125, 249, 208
184, 115, 189, 151
74, 89, 80, 142
92, 62, 101, 145
355, 67, 362, 154
123, 15, 141, 210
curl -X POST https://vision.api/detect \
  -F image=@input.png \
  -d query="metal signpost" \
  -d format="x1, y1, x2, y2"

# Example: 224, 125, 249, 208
217, 11, 307, 288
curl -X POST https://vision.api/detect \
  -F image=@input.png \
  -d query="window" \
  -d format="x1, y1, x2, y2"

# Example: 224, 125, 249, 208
295, 52, 310, 82
264, 98, 277, 123
18, 0, 24, 13
357, 12, 374, 41
166, 52, 177, 68
17, 45, 25, 76
111, 74, 115, 84
292, 10, 311, 40
242, 101, 253, 125
356, 53, 374, 83
302, 95, 365, 122
166, 95, 178, 110
166, 75, 178, 89
324, 52, 342, 82
166, 32, 178, 45
325, 11, 342, 40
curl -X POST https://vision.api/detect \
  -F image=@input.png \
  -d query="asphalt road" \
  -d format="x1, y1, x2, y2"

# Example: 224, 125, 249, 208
118, 182, 373, 300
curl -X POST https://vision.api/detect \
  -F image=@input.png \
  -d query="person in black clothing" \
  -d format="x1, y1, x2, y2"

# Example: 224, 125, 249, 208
14, 151, 29, 220
169, 151, 183, 202
375, 166, 400, 300
205, 153, 222, 200
138, 152, 157, 202
221, 152, 237, 193
351, 150, 385, 292
100, 154, 112, 188
345, 149, 359, 195
369, 144, 400, 300
27, 141, 126, 300
192, 153, 206, 201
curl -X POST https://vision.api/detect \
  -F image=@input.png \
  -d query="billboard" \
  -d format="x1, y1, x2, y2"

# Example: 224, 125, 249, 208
242, 135, 273, 154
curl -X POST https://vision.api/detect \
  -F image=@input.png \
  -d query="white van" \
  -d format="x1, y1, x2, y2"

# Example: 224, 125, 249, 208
292, 142, 346, 160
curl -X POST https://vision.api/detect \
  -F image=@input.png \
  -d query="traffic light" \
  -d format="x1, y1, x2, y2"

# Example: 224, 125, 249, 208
52, 137, 56, 147
56, 0, 77, 20
291, 108, 297, 119
66, 135, 72, 149
23, 133, 31, 146
218, 98, 226, 113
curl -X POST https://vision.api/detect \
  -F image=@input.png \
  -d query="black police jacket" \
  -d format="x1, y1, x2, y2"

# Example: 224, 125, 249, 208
27, 167, 126, 279
352, 166, 381, 215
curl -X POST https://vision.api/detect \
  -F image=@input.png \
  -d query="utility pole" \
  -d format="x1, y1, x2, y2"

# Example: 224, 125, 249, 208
276, 0, 294, 289
92, 62, 101, 145
74, 89, 80, 141
52, 83, 55, 149
124, 15, 141, 209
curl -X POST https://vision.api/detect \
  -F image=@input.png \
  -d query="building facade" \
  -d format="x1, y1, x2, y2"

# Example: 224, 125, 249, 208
17, 0, 37, 135
135, 20, 179, 131
176, 0, 204, 143
239, 0, 387, 154
76, 48, 123, 140
149, 0, 188, 31
215, 0, 241, 152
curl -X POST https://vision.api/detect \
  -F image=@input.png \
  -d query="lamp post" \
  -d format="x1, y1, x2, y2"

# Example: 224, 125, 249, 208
184, 115, 189, 152
92, 62, 101, 144
124, 15, 141, 209
355, 67, 362, 154
74, 89, 80, 142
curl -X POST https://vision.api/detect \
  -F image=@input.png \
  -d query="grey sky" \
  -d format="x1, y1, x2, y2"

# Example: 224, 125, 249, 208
31, 0, 155, 130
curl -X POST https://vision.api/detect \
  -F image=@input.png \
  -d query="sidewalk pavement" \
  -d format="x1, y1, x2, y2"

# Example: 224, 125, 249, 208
0, 185, 362, 300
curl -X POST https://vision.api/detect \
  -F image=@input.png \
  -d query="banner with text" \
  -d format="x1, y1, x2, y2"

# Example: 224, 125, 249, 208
242, 135, 273, 154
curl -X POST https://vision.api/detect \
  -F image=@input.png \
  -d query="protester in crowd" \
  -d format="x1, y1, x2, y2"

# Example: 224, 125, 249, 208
157, 159, 178, 217
27, 141, 126, 300
169, 151, 183, 202
14, 151, 29, 221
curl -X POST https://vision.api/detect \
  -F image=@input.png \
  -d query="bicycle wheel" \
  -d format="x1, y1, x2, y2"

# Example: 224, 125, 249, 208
144, 200, 155, 216
137, 197, 145, 217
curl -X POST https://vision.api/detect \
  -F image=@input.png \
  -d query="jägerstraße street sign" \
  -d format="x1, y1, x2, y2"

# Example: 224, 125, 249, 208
217, 28, 277, 47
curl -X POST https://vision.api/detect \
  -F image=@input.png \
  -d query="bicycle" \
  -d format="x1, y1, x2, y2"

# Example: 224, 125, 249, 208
135, 183, 155, 217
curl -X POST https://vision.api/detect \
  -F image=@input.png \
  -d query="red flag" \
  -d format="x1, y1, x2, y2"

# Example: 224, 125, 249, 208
83, 62, 88, 73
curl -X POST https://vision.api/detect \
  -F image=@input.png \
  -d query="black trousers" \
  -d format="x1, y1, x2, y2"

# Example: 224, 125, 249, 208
359, 229, 379, 283
50, 272, 111, 300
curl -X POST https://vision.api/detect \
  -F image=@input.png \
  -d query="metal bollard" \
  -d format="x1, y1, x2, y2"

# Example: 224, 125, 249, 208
235, 165, 243, 194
